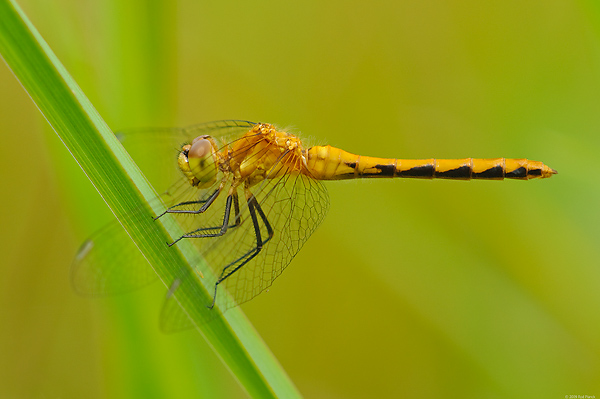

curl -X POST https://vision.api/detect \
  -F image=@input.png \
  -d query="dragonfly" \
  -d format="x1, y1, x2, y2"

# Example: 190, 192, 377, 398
72, 120, 557, 330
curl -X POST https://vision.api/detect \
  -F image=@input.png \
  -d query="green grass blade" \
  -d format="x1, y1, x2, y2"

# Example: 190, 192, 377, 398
0, 0, 300, 397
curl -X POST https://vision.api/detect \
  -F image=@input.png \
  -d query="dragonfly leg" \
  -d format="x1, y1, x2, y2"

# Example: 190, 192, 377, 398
154, 188, 221, 219
168, 193, 236, 247
170, 193, 242, 242
207, 194, 274, 309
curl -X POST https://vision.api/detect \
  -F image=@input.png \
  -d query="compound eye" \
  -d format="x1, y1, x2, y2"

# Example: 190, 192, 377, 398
189, 138, 212, 160
184, 137, 217, 188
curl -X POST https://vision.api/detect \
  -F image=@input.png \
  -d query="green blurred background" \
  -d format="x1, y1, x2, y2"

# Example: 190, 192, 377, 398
2, 0, 599, 397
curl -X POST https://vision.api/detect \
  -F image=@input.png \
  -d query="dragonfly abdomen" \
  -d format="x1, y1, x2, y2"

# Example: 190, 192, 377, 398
305, 145, 557, 180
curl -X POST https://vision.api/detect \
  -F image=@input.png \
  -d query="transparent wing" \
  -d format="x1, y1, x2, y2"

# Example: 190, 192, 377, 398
209, 171, 330, 309
118, 119, 257, 144
71, 192, 182, 296
72, 219, 156, 296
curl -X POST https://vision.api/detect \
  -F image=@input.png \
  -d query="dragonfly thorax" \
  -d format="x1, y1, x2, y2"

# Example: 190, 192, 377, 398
177, 135, 218, 188
230, 124, 306, 187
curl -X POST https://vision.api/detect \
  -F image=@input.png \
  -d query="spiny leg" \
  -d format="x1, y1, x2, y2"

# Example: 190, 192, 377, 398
169, 193, 242, 246
154, 188, 221, 220
168, 192, 235, 247
217, 196, 274, 281
208, 193, 274, 309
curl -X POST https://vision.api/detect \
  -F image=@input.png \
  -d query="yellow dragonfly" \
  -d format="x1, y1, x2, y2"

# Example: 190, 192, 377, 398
73, 120, 556, 330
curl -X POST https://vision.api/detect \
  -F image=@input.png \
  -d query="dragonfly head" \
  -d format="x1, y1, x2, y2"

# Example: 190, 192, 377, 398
178, 135, 218, 188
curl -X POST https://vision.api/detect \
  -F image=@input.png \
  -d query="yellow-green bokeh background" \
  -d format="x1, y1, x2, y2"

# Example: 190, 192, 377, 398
2, 0, 599, 398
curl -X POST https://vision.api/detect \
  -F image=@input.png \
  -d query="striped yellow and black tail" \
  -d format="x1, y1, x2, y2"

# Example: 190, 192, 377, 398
306, 145, 557, 181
